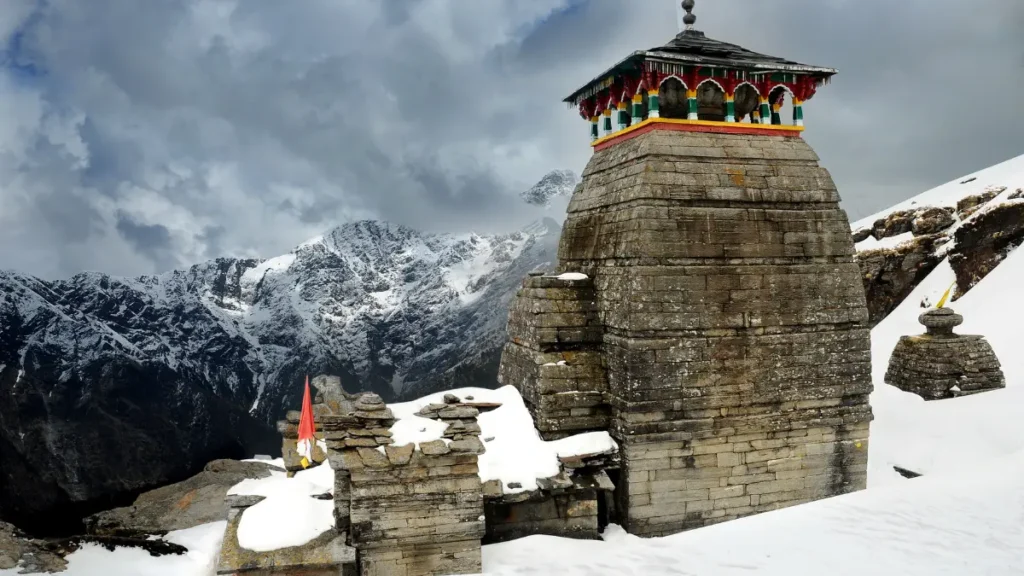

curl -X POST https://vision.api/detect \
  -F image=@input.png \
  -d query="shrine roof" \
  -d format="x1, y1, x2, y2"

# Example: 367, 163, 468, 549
564, 30, 837, 105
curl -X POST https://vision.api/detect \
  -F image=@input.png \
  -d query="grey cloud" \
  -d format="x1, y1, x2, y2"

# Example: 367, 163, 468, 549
1, 0, 1022, 280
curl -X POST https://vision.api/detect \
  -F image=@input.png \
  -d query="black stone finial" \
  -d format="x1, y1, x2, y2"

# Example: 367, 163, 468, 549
682, 0, 696, 30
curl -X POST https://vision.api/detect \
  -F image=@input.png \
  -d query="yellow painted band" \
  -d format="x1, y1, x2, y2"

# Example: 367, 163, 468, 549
617, 102, 628, 110
725, 94, 735, 102
793, 98, 804, 106
760, 98, 769, 104
632, 94, 643, 103
686, 90, 697, 98
603, 109, 612, 116
647, 89, 660, 97
590, 116, 601, 123
589, 117, 804, 148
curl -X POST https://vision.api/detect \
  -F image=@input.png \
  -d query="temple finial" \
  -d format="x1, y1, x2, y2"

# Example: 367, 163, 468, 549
682, 0, 696, 31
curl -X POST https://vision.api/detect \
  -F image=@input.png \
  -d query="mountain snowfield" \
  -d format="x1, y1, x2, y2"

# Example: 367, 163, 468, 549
13, 161, 1024, 574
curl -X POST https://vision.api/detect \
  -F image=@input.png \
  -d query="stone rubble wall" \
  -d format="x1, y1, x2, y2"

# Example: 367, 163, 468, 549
499, 274, 609, 439
326, 394, 485, 576
484, 490, 598, 543
886, 334, 1005, 400
547, 129, 874, 537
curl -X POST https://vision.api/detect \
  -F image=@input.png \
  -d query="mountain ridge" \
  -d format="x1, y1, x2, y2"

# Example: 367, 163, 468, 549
0, 216, 562, 533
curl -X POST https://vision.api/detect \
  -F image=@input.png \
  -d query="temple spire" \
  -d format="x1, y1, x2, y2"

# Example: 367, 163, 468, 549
682, 0, 696, 31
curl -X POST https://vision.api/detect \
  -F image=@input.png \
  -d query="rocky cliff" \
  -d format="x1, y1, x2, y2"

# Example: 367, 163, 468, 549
853, 154, 1024, 325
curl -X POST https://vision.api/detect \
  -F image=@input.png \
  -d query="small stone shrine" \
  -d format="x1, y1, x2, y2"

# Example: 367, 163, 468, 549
499, 0, 873, 537
885, 307, 1005, 400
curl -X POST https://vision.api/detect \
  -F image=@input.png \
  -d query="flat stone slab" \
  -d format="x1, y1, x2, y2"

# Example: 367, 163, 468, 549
216, 510, 356, 575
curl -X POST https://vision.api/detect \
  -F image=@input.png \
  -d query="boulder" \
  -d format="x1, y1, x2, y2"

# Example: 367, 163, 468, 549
956, 189, 1002, 219
911, 207, 956, 236
871, 210, 918, 240
0, 521, 68, 573
85, 459, 282, 537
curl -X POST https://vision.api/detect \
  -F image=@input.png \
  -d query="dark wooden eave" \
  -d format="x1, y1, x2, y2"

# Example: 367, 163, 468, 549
564, 30, 837, 105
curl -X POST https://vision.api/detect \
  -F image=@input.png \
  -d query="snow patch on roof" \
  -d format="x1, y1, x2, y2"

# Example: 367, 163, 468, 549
388, 385, 617, 493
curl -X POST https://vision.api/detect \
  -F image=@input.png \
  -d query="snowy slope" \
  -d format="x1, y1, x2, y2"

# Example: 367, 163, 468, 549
854, 152, 1024, 230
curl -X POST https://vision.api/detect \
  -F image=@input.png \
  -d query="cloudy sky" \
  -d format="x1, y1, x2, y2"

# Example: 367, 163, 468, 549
1, 0, 1022, 279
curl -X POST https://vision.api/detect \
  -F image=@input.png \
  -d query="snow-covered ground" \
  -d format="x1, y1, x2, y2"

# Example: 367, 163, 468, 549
854, 152, 1024, 228
8, 160, 1024, 574
484, 450, 1024, 575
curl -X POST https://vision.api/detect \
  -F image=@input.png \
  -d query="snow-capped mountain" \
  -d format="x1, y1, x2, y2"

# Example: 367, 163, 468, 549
0, 217, 561, 533
520, 170, 579, 207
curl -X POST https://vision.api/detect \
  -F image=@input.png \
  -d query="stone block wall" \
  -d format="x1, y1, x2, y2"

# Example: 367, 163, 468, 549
326, 394, 485, 576
550, 129, 874, 537
499, 273, 609, 439
484, 490, 598, 543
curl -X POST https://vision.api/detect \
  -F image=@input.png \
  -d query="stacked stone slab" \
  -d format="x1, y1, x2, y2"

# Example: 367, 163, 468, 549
326, 393, 485, 576
502, 129, 874, 537
498, 272, 609, 439
885, 307, 1005, 400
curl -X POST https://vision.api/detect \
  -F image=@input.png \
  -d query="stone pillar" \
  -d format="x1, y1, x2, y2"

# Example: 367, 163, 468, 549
885, 307, 1005, 400
793, 97, 804, 127
602, 107, 613, 137
631, 93, 644, 125
499, 273, 609, 440
686, 89, 698, 120
617, 101, 629, 132
556, 129, 873, 537
724, 92, 736, 122
759, 97, 771, 124
771, 98, 783, 125
647, 89, 660, 118
327, 394, 485, 576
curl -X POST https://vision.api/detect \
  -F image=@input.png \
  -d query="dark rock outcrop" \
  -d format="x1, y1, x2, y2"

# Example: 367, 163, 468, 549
85, 459, 283, 537
857, 235, 948, 326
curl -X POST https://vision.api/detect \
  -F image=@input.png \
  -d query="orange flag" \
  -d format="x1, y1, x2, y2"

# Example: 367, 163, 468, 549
296, 375, 316, 468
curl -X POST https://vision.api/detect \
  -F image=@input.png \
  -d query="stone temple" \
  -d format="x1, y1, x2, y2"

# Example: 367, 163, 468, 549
499, 0, 873, 537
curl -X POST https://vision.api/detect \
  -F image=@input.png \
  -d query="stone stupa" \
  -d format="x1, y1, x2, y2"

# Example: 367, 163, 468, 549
885, 307, 1005, 400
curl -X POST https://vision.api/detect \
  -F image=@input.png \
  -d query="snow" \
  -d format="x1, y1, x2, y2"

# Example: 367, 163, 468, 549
854, 152, 1024, 229
855, 231, 914, 252
388, 386, 616, 493
240, 253, 297, 287
484, 450, 1024, 575
557, 272, 588, 281
0, 521, 227, 576
229, 462, 335, 552
867, 248, 1024, 485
